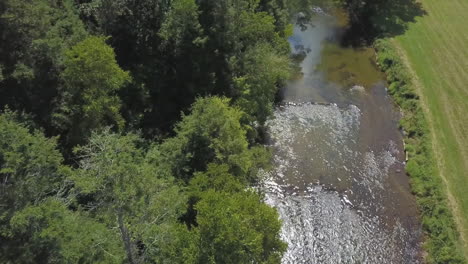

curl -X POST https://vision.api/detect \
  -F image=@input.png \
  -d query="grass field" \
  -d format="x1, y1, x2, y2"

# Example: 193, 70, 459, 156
392, 0, 468, 258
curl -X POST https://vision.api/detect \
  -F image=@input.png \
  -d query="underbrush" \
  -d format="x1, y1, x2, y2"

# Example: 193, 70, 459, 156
374, 39, 465, 264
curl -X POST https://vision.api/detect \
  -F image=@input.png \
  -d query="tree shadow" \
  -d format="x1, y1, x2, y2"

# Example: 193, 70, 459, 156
342, 0, 427, 46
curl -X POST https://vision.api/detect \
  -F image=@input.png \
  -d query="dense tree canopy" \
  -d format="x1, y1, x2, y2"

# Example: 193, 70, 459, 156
0, 97, 281, 263
0, 0, 87, 128
0, 0, 295, 262
156, 97, 270, 183
71, 130, 185, 263
9, 198, 124, 263
0, 111, 68, 262
193, 189, 286, 264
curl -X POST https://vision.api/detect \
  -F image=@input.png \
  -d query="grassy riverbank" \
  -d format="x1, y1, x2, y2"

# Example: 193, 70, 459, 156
374, 0, 468, 262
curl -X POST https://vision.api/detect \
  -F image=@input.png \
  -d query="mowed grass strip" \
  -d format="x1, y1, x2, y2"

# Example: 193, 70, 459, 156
394, 0, 468, 257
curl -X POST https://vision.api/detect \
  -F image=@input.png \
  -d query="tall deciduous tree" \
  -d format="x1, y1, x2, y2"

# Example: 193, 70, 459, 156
0, 111, 67, 262
53, 36, 130, 147
156, 96, 270, 183
71, 130, 185, 264
194, 189, 286, 264
9, 198, 125, 263
234, 43, 291, 124
161, 164, 286, 264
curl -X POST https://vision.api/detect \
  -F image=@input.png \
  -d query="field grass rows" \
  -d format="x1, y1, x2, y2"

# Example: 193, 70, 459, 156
393, 0, 468, 259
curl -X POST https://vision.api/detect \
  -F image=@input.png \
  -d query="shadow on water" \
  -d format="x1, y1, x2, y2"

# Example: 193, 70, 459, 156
342, 0, 427, 45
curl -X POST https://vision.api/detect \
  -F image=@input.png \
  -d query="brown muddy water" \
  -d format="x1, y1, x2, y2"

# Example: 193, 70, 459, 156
260, 9, 423, 264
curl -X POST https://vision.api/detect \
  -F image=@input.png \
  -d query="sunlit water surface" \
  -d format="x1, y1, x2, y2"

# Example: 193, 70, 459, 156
260, 11, 422, 264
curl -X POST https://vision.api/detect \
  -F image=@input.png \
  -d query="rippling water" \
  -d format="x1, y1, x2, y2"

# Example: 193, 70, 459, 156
261, 10, 422, 264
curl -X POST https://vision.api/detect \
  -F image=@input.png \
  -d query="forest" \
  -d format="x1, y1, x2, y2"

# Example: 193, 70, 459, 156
0, 0, 301, 263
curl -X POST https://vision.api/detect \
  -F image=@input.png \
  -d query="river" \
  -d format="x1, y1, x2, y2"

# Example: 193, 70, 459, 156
260, 10, 423, 263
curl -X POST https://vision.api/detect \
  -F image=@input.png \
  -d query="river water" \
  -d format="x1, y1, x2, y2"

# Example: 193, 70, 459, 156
260, 11, 422, 263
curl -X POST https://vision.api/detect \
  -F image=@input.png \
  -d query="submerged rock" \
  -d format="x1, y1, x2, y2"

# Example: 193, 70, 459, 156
351, 85, 366, 93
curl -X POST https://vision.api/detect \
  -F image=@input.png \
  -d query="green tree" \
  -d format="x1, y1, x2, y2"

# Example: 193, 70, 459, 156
0, 0, 87, 127
0, 111, 65, 223
77, 0, 293, 135
159, 0, 205, 54
145, 0, 210, 134
0, 1, 294, 262
53, 36, 130, 147
190, 164, 245, 194
0, 110, 68, 262
162, 164, 286, 264
331, 0, 425, 42
236, 9, 290, 52
9, 198, 125, 263
193, 189, 286, 264
71, 130, 185, 264
194, 0, 291, 126
78, 0, 170, 66
233, 43, 291, 124
156, 96, 270, 182
258, 0, 291, 34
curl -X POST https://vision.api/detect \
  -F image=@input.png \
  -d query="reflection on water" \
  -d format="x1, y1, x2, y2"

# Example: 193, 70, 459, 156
263, 184, 415, 264
317, 43, 383, 89
262, 10, 422, 264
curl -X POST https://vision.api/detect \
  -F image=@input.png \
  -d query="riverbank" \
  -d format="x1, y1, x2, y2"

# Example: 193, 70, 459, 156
374, 38, 465, 263
391, 1, 468, 260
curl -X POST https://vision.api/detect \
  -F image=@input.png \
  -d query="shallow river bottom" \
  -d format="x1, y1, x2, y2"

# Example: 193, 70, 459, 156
261, 11, 422, 264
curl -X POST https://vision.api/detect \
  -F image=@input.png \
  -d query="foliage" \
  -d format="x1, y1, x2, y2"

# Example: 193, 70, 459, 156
78, 0, 169, 63
53, 36, 130, 147
375, 38, 465, 264
0, 0, 87, 127
156, 97, 270, 183
9, 198, 124, 263
159, 0, 205, 53
71, 130, 185, 263
190, 164, 245, 194
193, 189, 286, 264
1, 0, 290, 263
333, 0, 426, 43
77, 0, 291, 136
0, 111, 65, 220
258, 0, 291, 35
0, 111, 68, 262
234, 43, 291, 124
1, 0, 464, 263
169, 164, 286, 264
2, 0, 293, 140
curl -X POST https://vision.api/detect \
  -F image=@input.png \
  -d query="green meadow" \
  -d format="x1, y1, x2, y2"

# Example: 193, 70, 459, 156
393, 0, 468, 258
